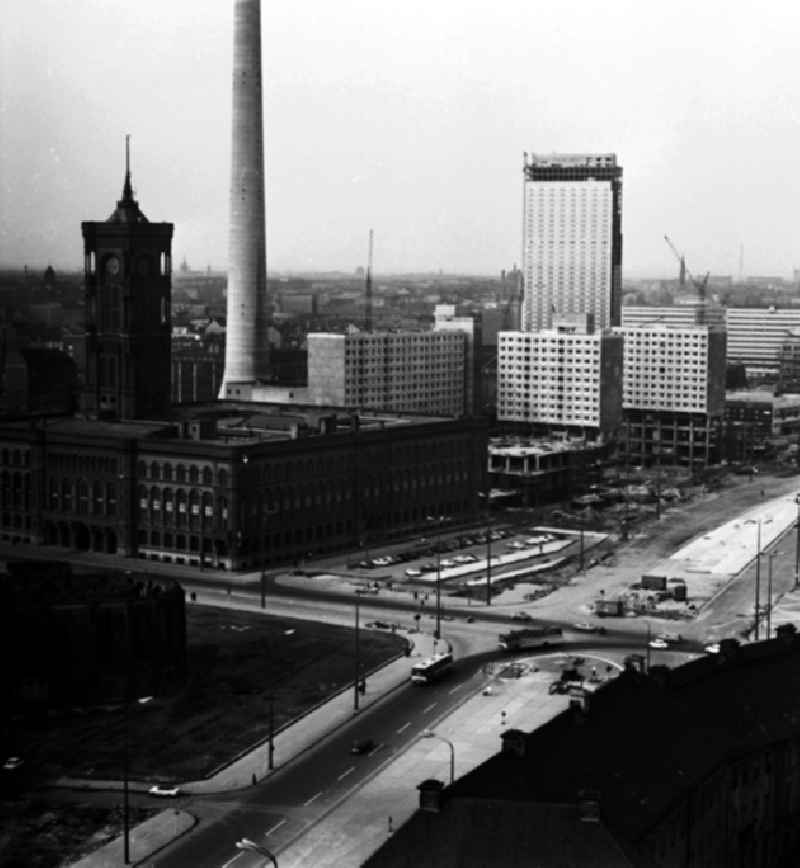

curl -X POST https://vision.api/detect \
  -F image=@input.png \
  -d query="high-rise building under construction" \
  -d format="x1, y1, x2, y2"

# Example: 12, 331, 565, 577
521, 153, 622, 332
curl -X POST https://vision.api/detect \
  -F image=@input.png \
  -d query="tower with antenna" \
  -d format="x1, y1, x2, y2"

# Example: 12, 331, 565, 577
364, 229, 374, 332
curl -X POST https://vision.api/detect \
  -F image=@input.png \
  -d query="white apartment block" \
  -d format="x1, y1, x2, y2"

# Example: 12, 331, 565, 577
726, 307, 800, 374
615, 325, 726, 414
521, 153, 622, 332
497, 318, 623, 436
306, 331, 467, 417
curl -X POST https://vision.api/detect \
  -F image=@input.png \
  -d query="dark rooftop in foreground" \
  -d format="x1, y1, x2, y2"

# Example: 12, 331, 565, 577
366, 627, 800, 867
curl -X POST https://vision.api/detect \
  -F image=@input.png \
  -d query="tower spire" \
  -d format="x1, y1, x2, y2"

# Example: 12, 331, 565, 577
122, 134, 133, 202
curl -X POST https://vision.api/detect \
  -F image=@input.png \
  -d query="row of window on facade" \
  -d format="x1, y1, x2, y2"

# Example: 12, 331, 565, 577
1, 449, 30, 468
49, 480, 117, 516
137, 461, 227, 486
138, 488, 228, 521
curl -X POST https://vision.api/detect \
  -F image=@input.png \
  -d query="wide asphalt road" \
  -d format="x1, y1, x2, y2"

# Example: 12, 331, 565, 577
146, 627, 694, 868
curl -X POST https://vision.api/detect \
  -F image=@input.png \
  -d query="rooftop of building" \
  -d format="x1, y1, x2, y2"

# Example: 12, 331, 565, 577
2, 562, 181, 605
367, 633, 800, 865
489, 435, 602, 457
445, 629, 800, 844
0, 402, 457, 448
523, 153, 618, 168
726, 389, 800, 406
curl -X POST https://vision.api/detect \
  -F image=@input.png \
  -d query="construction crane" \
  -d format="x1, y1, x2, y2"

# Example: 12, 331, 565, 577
664, 235, 710, 324
364, 228, 374, 332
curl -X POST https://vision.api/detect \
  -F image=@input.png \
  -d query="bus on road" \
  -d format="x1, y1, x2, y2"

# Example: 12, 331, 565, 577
411, 651, 454, 683
498, 626, 563, 652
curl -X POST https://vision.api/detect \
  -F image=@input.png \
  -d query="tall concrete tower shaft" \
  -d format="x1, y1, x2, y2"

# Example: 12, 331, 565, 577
220, 0, 269, 395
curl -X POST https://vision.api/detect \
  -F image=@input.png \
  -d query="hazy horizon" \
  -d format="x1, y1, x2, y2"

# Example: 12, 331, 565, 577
3, 0, 800, 277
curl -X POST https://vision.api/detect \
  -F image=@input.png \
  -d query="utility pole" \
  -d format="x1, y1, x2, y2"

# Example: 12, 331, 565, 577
260, 565, 266, 610
754, 521, 762, 640
354, 596, 360, 711
795, 494, 800, 588
267, 695, 275, 770
485, 520, 492, 606
435, 547, 441, 640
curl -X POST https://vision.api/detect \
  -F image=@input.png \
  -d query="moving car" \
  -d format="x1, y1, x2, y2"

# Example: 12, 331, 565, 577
148, 785, 180, 798
512, 611, 533, 622
572, 622, 607, 635
649, 638, 668, 649
350, 738, 375, 755
405, 567, 422, 577
704, 642, 721, 654
2, 757, 22, 772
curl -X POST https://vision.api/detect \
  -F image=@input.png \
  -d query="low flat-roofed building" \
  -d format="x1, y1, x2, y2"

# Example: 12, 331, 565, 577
726, 307, 800, 374
488, 434, 610, 506
366, 626, 800, 867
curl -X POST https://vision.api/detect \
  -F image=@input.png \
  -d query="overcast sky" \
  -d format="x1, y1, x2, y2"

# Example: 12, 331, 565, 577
2, 0, 800, 277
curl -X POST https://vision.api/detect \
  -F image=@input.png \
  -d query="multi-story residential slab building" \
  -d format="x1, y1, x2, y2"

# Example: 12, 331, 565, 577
306, 307, 481, 418
615, 324, 727, 466
521, 153, 622, 332
497, 315, 623, 440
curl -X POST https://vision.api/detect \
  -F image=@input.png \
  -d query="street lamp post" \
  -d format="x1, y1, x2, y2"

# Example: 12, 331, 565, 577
422, 729, 454, 784
434, 546, 441, 641
123, 695, 153, 865
767, 551, 781, 639
236, 838, 278, 868
267, 694, 275, 771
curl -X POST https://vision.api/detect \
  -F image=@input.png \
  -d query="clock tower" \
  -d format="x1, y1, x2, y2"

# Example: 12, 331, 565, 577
81, 139, 174, 420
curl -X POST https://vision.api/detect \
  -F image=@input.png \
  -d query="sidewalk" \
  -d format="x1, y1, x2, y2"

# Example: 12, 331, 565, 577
69, 810, 196, 868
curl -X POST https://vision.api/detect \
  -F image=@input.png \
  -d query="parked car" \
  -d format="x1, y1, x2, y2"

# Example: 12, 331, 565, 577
440, 559, 455, 568
351, 738, 375, 755
372, 556, 393, 567
148, 785, 180, 798
421, 563, 437, 573
405, 567, 422, 577
512, 611, 533, 621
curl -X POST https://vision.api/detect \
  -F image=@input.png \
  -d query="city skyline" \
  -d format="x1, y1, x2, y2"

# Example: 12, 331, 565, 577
3, 0, 800, 276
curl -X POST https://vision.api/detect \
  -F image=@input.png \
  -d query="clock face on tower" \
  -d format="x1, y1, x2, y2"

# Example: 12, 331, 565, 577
105, 256, 120, 276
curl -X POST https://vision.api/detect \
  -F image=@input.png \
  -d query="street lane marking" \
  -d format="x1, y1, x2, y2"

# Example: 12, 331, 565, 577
303, 791, 322, 806
367, 742, 383, 757
221, 852, 245, 868
265, 818, 286, 837
448, 684, 461, 694
423, 702, 437, 713
397, 722, 411, 733
337, 766, 355, 781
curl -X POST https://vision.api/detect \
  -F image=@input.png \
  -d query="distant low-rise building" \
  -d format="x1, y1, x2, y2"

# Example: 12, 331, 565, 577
726, 307, 800, 376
